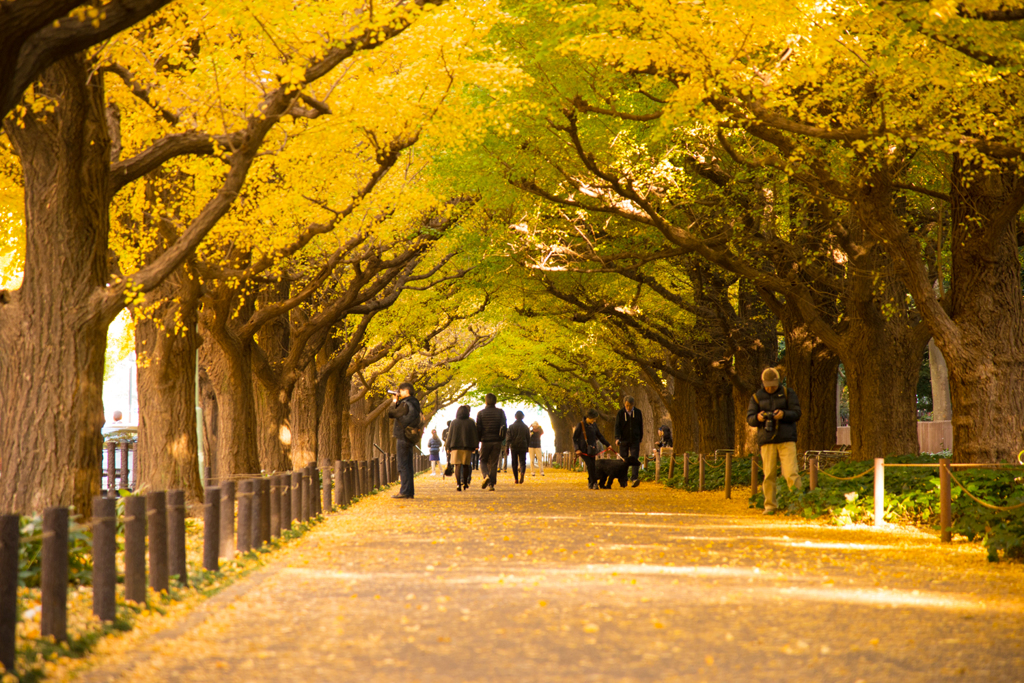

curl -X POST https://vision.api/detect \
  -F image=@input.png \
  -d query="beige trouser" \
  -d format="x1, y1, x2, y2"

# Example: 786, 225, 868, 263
529, 447, 544, 474
761, 441, 802, 511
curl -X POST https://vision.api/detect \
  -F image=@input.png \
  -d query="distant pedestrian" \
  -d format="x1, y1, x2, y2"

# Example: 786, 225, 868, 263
476, 394, 507, 491
529, 421, 544, 476
507, 411, 530, 484
615, 396, 644, 488
471, 447, 480, 471
386, 382, 421, 500
428, 430, 442, 476
573, 409, 609, 490
747, 367, 803, 515
445, 405, 477, 491
654, 425, 673, 457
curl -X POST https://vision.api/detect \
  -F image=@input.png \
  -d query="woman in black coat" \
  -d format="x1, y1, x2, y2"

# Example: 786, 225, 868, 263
572, 409, 609, 490
445, 405, 478, 491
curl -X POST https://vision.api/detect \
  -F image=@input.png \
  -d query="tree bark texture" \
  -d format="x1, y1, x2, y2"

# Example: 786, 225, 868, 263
291, 362, 319, 467
134, 286, 203, 507
663, 378, 699, 452
198, 330, 261, 477
928, 339, 952, 422
547, 409, 576, 454
0, 56, 112, 515
781, 319, 840, 452
317, 370, 344, 462
253, 379, 291, 472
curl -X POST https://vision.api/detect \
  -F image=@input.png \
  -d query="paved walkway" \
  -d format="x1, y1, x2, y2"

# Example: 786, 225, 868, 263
80, 470, 1024, 682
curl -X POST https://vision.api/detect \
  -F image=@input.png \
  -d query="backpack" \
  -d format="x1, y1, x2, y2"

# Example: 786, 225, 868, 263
403, 408, 423, 442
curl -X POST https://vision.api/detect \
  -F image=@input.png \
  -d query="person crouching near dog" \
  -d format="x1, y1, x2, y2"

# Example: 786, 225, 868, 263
573, 408, 609, 490
746, 367, 803, 515
445, 405, 477, 491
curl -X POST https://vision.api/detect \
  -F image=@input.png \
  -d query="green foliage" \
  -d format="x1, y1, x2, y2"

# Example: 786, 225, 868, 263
18, 513, 93, 588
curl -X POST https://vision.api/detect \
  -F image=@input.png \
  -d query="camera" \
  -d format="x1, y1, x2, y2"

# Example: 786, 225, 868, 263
387, 389, 398, 396
764, 415, 775, 433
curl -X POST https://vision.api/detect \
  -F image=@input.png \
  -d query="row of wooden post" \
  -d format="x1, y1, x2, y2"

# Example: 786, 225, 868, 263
0, 454, 414, 672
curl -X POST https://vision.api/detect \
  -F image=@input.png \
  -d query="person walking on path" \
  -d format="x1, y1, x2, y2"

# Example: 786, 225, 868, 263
387, 382, 422, 500
445, 405, 477, 491
746, 367, 803, 515
476, 394, 507, 491
528, 422, 544, 476
427, 430, 443, 476
573, 409, 609, 490
614, 396, 644, 488
507, 411, 531, 484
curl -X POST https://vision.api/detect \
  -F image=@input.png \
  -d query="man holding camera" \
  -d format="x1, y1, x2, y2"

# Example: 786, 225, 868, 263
746, 367, 802, 515
387, 382, 421, 499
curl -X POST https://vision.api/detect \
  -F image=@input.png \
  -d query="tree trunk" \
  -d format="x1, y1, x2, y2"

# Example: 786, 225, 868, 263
348, 394, 371, 461
928, 339, 952, 422
198, 363, 219, 481
663, 378, 699, 452
841, 323, 922, 459
694, 377, 733, 454
782, 319, 841, 451
134, 292, 203, 507
0, 56, 112, 516
198, 329, 261, 476
941, 162, 1024, 462
253, 379, 292, 472
318, 370, 344, 462
291, 362, 319, 467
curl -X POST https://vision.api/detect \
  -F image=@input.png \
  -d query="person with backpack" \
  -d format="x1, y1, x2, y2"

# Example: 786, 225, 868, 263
614, 396, 644, 487
507, 411, 531, 484
476, 394, 507, 491
573, 408, 609, 490
746, 367, 803, 515
445, 405, 477, 491
386, 382, 421, 500
528, 421, 544, 476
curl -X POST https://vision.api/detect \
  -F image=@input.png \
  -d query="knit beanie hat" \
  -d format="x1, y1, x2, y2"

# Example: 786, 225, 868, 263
761, 367, 781, 391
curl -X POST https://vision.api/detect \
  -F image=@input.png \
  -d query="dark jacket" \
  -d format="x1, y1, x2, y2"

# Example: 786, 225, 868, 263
445, 418, 478, 451
572, 420, 608, 455
656, 425, 673, 449
507, 419, 530, 451
614, 407, 644, 446
746, 386, 801, 444
529, 426, 543, 449
428, 437, 442, 455
476, 405, 507, 443
387, 396, 421, 442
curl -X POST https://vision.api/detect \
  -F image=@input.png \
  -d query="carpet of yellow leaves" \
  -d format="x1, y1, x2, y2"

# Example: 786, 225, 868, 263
70, 471, 1024, 682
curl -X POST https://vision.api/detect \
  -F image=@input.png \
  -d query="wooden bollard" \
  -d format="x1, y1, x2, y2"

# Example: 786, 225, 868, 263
0, 514, 18, 672
300, 469, 310, 522
106, 441, 117, 496
124, 496, 147, 603
120, 440, 131, 490
280, 473, 291, 530
205, 465, 213, 488
249, 478, 262, 549
41, 507, 69, 641
668, 454, 675, 479
290, 471, 301, 523
312, 466, 322, 515
237, 480, 253, 552
270, 475, 282, 538
334, 460, 343, 507
698, 455, 705, 492
655, 453, 661, 482
147, 491, 169, 593
219, 481, 236, 559
167, 490, 188, 587
203, 488, 220, 571
751, 456, 758, 498
809, 456, 818, 491
347, 461, 356, 500
92, 496, 117, 621
323, 467, 333, 511
874, 457, 885, 526
259, 477, 270, 542
940, 458, 951, 543
725, 453, 732, 499
683, 452, 690, 482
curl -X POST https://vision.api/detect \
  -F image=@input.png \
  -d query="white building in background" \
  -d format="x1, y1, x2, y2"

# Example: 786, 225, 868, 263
102, 350, 138, 428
